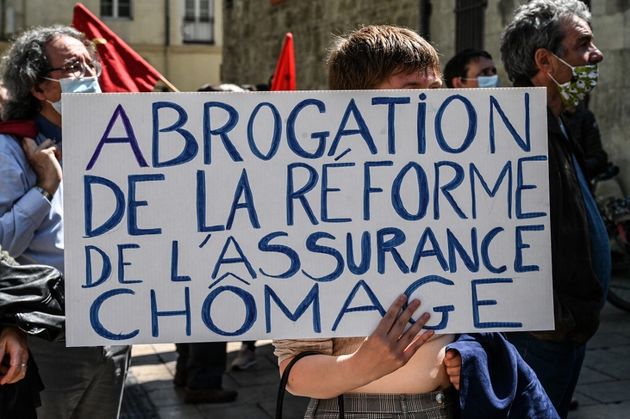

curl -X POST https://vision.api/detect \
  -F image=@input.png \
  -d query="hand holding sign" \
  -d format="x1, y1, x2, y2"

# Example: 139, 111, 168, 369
353, 294, 434, 383
22, 137, 62, 197
279, 294, 435, 399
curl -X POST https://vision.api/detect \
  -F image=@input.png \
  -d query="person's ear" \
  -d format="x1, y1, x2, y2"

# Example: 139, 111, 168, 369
452, 77, 465, 88
31, 83, 47, 101
534, 48, 554, 73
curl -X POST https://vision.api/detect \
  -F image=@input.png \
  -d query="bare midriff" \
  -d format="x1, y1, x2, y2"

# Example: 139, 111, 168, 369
349, 333, 455, 394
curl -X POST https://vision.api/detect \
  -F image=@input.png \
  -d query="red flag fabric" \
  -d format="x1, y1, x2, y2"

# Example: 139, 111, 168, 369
72, 2, 162, 92
270, 33, 296, 91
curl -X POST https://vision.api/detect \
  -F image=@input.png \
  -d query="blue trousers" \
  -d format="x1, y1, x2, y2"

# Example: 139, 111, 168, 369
506, 333, 586, 419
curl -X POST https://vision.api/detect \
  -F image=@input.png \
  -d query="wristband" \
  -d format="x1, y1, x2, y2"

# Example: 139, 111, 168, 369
34, 186, 52, 202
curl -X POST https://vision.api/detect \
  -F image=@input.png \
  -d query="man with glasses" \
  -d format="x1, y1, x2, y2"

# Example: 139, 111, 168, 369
0, 25, 130, 419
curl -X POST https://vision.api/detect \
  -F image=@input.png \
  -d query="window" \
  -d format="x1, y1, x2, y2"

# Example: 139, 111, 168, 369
183, 0, 214, 43
455, 0, 487, 52
101, 0, 132, 18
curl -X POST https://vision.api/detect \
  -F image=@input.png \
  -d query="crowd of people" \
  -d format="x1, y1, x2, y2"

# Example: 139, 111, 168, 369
0, 0, 612, 418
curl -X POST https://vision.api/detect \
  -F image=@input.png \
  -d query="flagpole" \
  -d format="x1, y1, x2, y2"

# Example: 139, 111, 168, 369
159, 75, 180, 92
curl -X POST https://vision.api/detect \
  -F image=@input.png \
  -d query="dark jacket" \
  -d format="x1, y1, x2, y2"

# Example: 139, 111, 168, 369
509, 79, 603, 343
563, 104, 608, 181
447, 333, 559, 419
0, 247, 64, 418
0, 250, 65, 341
529, 108, 602, 343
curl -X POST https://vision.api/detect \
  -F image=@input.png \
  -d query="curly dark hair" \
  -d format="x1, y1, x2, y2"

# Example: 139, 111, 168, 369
0, 25, 98, 120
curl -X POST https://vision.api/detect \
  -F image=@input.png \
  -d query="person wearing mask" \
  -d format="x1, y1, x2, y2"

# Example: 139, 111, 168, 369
0, 25, 130, 419
497, 1, 609, 417
443, 49, 499, 88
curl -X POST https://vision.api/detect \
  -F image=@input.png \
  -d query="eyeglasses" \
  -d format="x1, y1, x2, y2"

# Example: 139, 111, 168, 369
46, 59, 102, 79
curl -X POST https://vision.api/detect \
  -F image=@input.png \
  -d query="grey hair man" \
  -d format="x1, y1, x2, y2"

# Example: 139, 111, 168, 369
500, 1, 608, 418
0, 25, 130, 419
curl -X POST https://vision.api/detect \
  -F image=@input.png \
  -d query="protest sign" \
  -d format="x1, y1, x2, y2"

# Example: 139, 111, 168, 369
63, 88, 552, 346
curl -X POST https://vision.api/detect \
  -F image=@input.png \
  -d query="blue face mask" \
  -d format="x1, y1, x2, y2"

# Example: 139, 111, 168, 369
45, 76, 102, 114
476, 75, 499, 88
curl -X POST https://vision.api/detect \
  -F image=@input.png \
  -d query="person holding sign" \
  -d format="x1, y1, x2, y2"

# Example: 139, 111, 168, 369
500, 1, 608, 417
0, 26, 130, 419
273, 25, 458, 419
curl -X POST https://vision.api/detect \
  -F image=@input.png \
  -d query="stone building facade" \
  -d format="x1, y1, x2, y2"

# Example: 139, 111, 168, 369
222, 0, 630, 190
0, 0, 224, 92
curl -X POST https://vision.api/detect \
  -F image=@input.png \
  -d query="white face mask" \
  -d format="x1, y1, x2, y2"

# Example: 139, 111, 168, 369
45, 76, 102, 114
476, 75, 499, 88
461, 74, 499, 88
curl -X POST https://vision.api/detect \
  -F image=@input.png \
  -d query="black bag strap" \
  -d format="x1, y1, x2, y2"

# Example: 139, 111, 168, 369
276, 351, 345, 419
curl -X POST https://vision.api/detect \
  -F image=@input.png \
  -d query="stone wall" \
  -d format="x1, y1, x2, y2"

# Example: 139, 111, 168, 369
223, 0, 630, 191
222, 0, 420, 89
588, 1, 630, 190
0, 0, 224, 92
221, 1, 514, 88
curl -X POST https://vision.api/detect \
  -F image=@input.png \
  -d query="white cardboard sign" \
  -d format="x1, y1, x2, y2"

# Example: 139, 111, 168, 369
63, 88, 553, 346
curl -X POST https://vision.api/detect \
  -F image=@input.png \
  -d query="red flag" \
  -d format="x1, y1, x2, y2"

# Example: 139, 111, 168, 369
72, 2, 163, 92
270, 33, 296, 91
